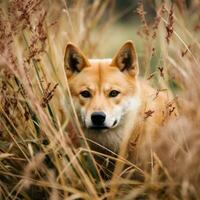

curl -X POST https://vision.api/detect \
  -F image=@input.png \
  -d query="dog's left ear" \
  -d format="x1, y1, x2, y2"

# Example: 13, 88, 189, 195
64, 43, 90, 78
111, 41, 139, 77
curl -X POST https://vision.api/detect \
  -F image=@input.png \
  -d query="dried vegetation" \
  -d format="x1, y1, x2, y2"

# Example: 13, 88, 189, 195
0, 0, 200, 199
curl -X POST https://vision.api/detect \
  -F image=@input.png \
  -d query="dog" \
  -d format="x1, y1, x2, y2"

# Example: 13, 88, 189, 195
64, 41, 176, 156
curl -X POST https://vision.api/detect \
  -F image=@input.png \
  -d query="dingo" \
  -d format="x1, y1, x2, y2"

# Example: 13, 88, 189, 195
64, 41, 175, 154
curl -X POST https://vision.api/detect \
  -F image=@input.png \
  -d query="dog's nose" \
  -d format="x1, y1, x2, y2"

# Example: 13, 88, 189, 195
91, 112, 106, 126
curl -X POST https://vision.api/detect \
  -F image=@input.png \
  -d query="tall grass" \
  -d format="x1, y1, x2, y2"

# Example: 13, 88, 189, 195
0, 0, 200, 199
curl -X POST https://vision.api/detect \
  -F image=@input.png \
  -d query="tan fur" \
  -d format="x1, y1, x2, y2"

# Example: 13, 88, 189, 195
64, 41, 175, 154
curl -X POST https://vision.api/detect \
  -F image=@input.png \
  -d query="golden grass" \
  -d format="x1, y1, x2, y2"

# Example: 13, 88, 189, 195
0, 0, 200, 199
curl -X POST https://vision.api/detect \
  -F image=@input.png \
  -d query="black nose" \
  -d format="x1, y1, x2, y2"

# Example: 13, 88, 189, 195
91, 112, 106, 126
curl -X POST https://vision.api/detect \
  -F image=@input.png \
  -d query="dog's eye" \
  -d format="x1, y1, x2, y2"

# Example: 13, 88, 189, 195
80, 90, 91, 98
109, 90, 120, 97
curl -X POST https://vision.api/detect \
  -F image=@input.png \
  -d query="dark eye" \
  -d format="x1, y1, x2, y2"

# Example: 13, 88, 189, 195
80, 90, 91, 98
109, 90, 120, 97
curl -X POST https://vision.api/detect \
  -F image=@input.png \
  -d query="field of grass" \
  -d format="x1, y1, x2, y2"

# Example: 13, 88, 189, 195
0, 0, 200, 199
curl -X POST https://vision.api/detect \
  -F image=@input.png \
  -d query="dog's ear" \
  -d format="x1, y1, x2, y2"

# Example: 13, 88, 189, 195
64, 43, 90, 77
111, 41, 139, 77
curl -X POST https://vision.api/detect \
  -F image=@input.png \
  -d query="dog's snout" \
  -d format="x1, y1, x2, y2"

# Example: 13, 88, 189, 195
91, 112, 106, 126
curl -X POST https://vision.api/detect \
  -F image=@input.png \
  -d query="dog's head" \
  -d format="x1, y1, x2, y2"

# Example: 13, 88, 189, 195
64, 41, 140, 150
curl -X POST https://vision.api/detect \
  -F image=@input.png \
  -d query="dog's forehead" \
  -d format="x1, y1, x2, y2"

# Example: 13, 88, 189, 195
84, 59, 124, 85
69, 58, 135, 91
87, 58, 121, 77
88, 58, 112, 66
88, 58, 134, 84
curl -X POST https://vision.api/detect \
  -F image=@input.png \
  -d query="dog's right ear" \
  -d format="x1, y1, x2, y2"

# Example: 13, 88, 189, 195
111, 41, 139, 77
64, 43, 90, 78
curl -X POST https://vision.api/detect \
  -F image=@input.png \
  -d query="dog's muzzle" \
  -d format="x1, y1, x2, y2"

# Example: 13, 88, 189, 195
90, 112, 107, 129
